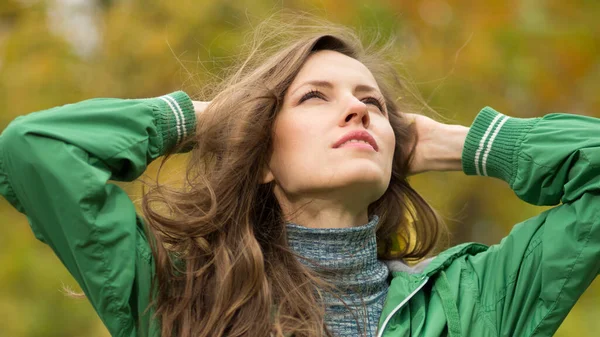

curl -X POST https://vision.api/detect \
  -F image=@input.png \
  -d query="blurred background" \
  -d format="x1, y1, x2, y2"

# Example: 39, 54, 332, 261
1, 0, 599, 336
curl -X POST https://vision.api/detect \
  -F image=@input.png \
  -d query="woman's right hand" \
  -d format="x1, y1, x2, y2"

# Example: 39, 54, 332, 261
192, 101, 210, 120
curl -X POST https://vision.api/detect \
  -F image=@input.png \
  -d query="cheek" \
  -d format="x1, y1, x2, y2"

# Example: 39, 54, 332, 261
270, 118, 324, 177
274, 116, 325, 152
378, 122, 396, 152
387, 128, 397, 151
380, 124, 397, 167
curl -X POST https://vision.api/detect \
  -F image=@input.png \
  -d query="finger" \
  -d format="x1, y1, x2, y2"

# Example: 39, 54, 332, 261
402, 112, 417, 124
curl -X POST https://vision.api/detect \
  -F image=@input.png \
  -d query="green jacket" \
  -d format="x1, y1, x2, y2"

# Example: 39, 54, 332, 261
0, 91, 598, 337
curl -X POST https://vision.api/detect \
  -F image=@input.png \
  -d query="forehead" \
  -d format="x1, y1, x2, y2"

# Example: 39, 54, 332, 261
291, 50, 379, 89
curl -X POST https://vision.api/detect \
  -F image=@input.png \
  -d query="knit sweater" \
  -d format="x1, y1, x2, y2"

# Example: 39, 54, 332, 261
285, 215, 389, 337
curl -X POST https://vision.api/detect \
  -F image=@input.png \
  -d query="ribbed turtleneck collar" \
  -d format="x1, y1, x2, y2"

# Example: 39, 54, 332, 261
286, 214, 380, 274
285, 214, 388, 298
284, 214, 389, 336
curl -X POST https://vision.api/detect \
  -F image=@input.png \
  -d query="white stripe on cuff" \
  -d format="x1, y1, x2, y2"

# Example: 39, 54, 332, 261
481, 116, 509, 176
159, 96, 182, 145
474, 114, 503, 176
163, 95, 187, 140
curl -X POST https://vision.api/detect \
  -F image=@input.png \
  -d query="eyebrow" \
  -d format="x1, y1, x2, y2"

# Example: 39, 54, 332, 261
290, 80, 380, 96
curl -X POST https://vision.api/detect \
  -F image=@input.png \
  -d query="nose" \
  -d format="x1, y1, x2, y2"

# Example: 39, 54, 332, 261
341, 96, 370, 128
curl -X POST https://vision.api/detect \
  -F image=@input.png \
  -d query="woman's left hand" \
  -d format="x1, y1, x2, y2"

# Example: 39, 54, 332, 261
403, 113, 469, 176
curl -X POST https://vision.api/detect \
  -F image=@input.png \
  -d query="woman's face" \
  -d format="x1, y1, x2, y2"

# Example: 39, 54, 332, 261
263, 50, 395, 209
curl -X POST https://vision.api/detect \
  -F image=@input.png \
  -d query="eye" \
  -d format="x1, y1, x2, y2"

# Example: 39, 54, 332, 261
299, 89, 326, 104
362, 96, 386, 114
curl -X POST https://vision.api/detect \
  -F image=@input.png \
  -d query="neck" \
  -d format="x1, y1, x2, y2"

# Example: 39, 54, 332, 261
279, 198, 369, 229
272, 183, 379, 229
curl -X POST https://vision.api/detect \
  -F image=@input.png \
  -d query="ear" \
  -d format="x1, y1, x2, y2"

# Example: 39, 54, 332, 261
261, 166, 275, 184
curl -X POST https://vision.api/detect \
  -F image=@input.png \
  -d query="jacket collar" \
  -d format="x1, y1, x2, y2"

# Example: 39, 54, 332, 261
383, 242, 489, 276
382, 256, 435, 274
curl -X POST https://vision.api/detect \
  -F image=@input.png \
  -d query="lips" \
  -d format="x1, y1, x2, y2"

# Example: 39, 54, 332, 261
333, 130, 379, 152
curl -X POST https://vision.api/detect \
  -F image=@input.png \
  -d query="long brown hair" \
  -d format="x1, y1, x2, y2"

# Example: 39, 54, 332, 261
141, 14, 447, 337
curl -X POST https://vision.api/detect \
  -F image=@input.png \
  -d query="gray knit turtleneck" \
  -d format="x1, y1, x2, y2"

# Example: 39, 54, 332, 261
285, 215, 389, 337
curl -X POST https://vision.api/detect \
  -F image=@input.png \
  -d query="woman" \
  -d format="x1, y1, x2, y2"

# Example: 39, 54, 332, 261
0, 18, 597, 337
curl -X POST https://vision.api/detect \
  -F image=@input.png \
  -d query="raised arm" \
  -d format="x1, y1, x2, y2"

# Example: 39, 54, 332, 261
0, 91, 196, 337
459, 107, 600, 336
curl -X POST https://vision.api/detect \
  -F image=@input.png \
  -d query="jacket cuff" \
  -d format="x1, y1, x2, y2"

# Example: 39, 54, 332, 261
151, 91, 196, 155
461, 107, 539, 185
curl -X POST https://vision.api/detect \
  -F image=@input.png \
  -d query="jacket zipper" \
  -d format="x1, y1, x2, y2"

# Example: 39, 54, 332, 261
376, 276, 430, 337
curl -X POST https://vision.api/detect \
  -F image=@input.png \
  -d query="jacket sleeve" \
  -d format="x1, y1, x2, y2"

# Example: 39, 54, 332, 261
460, 107, 600, 337
0, 91, 196, 337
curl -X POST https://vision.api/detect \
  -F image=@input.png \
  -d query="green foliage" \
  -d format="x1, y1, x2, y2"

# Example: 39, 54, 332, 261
0, 0, 598, 336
